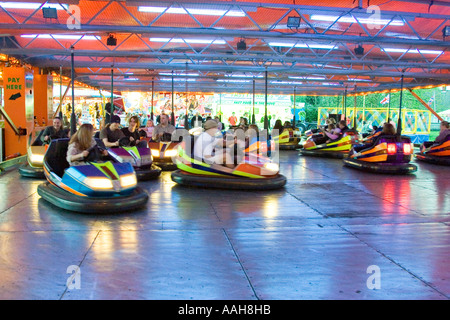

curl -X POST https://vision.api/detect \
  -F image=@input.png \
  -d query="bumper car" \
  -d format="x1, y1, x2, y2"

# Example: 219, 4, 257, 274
245, 138, 275, 155
19, 130, 47, 179
144, 133, 180, 171
415, 134, 450, 166
360, 130, 382, 145
37, 138, 149, 213
148, 140, 179, 170
171, 136, 286, 190
273, 127, 302, 150
343, 135, 417, 174
106, 137, 161, 180
300, 131, 359, 159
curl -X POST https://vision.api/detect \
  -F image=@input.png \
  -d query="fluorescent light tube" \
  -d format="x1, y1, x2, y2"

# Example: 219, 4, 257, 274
139, 6, 245, 17
270, 81, 303, 85
310, 14, 404, 26
159, 72, 199, 77
0, 2, 68, 10
383, 48, 444, 55
150, 37, 226, 45
269, 42, 338, 50
160, 78, 197, 82
225, 74, 264, 78
289, 76, 325, 80
217, 79, 251, 83
21, 34, 100, 40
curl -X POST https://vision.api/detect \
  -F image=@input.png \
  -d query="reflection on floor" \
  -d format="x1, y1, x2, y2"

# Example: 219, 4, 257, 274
0, 151, 449, 299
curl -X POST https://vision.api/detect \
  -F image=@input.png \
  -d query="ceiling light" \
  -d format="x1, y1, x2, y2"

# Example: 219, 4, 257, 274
269, 42, 338, 50
217, 79, 251, 83
150, 37, 226, 45
42, 7, 57, 19
443, 26, 450, 37
289, 76, 325, 80
348, 78, 371, 82
354, 45, 364, 56
107, 34, 117, 46
0, 2, 68, 10
287, 16, 301, 28
382, 48, 444, 55
160, 78, 197, 82
139, 6, 245, 17
237, 39, 246, 51
310, 14, 404, 26
225, 74, 264, 78
271, 81, 303, 85
21, 34, 100, 40
159, 72, 199, 77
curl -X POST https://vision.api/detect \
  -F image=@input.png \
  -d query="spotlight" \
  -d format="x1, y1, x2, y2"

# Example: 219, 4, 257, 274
354, 45, 364, 56
287, 16, 301, 28
443, 26, 450, 38
107, 34, 117, 46
42, 7, 57, 19
237, 39, 246, 51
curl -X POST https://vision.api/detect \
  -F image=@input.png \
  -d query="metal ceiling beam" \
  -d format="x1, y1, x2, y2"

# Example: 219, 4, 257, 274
34, 59, 450, 79
74, 73, 390, 85
2, 24, 450, 47
77, 80, 444, 96
124, 0, 450, 18
3, 48, 450, 69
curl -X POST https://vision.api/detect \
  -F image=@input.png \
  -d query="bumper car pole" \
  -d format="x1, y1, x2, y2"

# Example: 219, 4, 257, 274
70, 47, 77, 136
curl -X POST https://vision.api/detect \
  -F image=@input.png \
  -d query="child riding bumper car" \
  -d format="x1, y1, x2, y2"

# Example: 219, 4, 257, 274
300, 131, 358, 158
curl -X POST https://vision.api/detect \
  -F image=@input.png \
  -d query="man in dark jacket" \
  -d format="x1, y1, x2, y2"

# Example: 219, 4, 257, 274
41, 117, 68, 144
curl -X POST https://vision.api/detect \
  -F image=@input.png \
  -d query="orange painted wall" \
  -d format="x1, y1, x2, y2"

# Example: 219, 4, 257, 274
34, 73, 53, 126
3, 66, 34, 157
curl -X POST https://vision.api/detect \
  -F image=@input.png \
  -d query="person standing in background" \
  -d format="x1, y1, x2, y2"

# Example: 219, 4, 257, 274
228, 112, 237, 126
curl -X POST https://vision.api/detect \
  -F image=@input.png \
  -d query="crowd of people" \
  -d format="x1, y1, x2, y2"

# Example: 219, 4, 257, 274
37, 108, 450, 170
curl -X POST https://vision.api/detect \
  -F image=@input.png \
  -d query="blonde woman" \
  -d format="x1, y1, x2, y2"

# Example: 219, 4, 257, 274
67, 123, 107, 166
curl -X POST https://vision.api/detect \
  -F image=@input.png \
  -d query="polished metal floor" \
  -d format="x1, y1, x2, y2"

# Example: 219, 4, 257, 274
0, 151, 449, 300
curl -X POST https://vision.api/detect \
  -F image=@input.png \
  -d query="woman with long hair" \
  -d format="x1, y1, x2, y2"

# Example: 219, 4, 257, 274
122, 115, 147, 147
272, 119, 284, 135
121, 115, 140, 143
67, 123, 107, 166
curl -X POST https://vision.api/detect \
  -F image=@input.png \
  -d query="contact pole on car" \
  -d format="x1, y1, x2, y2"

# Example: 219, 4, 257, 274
70, 46, 76, 136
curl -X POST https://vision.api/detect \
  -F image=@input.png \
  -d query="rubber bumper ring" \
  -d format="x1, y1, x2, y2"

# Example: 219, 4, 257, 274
171, 170, 287, 190
37, 182, 149, 213
415, 154, 450, 166
279, 144, 300, 150
343, 158, 418, 174
134, 164, 162, 181
153, 161, 178, 171
18, 164, 45, 179
300, 149, 348, 159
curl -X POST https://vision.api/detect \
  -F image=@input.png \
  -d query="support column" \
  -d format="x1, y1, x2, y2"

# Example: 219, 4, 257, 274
33, 69, 53, 129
